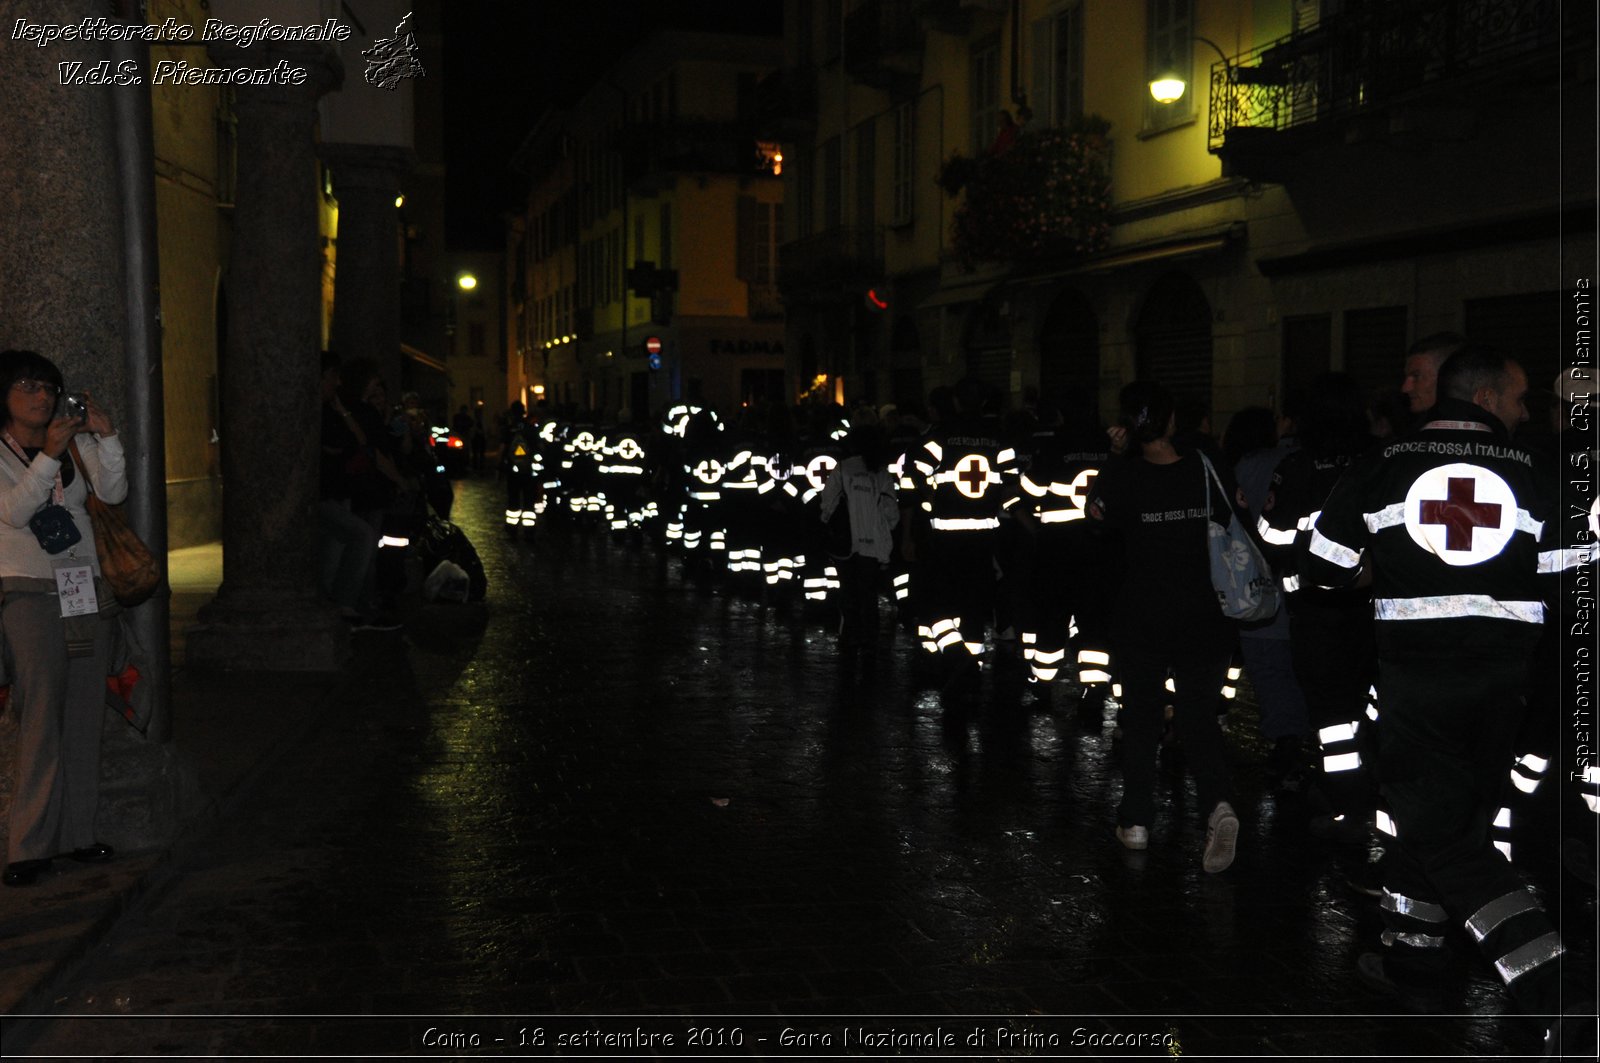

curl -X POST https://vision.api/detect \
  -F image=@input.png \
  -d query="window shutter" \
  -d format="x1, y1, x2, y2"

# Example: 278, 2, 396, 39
736, 195, 757, 281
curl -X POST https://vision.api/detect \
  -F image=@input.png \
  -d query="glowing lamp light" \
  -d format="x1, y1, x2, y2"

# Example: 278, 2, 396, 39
1152, 75, 1190, 103
532, 384, 546, 396
394, 194, 405, 209
457, 273, 478, 291
866, 288, 889, 311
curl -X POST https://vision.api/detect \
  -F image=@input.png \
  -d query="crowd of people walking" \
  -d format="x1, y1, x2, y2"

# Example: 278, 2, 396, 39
489, 336, 1592, 1052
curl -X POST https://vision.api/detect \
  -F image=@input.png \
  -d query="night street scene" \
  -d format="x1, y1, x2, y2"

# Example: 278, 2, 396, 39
0, 0, 1597, 1060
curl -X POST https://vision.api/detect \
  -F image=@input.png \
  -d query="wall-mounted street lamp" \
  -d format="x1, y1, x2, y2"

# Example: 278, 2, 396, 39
1149, 35, 1232, 103
457, 272, 478, 291
394, 193, 405, 209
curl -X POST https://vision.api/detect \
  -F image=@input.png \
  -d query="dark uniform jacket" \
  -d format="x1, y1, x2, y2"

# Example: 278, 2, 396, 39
911, 414, 1019, 532
1300, 397, 1557, 661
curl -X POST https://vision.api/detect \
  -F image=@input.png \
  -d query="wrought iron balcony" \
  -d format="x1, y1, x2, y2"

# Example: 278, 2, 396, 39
911, 0, 1005, 35
1208, 0, 1572, 179
621, 120, 758, 188
845, 0, 922, 89
778, 227, 885, 300
752, 69, 818, 141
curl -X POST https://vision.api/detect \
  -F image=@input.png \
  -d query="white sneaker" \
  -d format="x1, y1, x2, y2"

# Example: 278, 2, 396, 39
1204, 801, 1239, 873
1116, 824, 1148, 851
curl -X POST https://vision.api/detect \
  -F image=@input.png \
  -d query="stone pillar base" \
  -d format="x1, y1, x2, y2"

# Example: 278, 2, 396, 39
186, 591, 350, 672
97, 728, 199, 852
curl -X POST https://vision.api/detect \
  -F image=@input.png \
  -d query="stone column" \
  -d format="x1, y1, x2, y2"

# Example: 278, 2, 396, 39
320, 144, 414, 394
187, 44, 349, 672
0, 6, 125, 390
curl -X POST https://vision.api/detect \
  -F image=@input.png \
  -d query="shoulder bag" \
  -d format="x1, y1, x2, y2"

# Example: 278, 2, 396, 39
1200, 452, 1279, 623
68, 440, 162, 607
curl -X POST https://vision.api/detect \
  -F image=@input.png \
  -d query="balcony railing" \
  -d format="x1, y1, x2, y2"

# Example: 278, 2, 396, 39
1209, 0, 1566, 165
622, 120, 757, 186
778, 227, 885, 299
845, 0, 922, 89
752, 69, 818, 140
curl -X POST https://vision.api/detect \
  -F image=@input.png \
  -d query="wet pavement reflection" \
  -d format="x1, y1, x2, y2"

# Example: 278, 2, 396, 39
10, 478, 1594, 1058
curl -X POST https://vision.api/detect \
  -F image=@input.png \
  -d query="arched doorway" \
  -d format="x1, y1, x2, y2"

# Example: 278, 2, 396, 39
1037, 287, 1099, 422
963, 286, 1012, 398
890, 315, 923, 409
1134, 271, 1213, 409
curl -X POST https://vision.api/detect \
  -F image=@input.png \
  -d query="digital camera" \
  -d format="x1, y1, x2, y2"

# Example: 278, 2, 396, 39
63, 392, 88, 422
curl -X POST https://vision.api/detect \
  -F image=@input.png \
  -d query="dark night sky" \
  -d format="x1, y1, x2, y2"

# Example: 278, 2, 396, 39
441, 1, 784, 249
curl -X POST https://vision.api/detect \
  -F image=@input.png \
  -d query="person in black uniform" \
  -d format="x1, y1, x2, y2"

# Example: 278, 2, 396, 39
910, 377, 1019, 695
1257, 374, 1384, 847
1012, 399, 1111, 707
1301, 347, 1567, 1040
1087, 381, 1240, 873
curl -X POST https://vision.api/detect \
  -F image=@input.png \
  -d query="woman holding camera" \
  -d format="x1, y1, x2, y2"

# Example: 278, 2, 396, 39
0, 349, 124, 887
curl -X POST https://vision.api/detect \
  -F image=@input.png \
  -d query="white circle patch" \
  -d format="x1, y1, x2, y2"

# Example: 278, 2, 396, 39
953, 454, 994, 500
1403, 462, 1516, 566
806, 455, 837, 491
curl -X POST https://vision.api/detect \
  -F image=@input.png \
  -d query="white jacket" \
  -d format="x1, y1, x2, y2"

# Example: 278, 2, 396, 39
818, 455, 899, 563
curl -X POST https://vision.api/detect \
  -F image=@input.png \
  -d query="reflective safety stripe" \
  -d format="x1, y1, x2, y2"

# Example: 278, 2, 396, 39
1382, 930, 1447, 949
930, 516, 1001, 530
1493, 841, 1512, 860
1281, 573, 1301, 593
1020, 632, 1037, 645
937, 631, 963, 650
924, 440, 943, 461
1366, 704, 1381, 722
1319, 722, 1360, 745
378, 536, 409, 549
1220, 686, 1237, 699
1517, 753, 1551, 773
1538, 547, 1594, 572
1309, 529, 1362, 569
1257, 517, 1298, 546
996, 447, 1016, 465
962, 641, 984, 656
1514, 509, 1543, 537
1227, 665, 1242, 681
1494, 932, 1564, 985
1467, 889, 1539, 942
1364, 502, 1407, 532
1510, 769, 1541, 794
1374, 596, 1544, 624
1163, 677, 1176, 693
1382, 888, 1448, 923
1031, 667, 1059, 682
1375, 809, 1397, 837
1033, 647, 1066, 665
1492, 806, 1512, 829
1038, 509, 1086, 523
1079, 669, 1112, 683
1585, 793, 1600, 813
1020, 476, 1049, 498
1324, 751, 1362, 773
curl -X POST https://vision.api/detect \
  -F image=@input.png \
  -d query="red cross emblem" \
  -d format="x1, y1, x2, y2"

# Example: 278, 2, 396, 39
1418, 477, 1502, 551
954, 454, 992, 499
1404, 463, 1516, 566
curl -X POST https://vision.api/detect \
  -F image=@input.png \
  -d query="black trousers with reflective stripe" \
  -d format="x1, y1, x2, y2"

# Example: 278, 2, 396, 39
1378, 652, 1560, 1013
1289, 601, 1379, 817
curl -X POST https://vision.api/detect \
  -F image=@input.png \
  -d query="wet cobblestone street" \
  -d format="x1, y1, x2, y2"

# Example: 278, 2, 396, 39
6, 478, 1594, 1059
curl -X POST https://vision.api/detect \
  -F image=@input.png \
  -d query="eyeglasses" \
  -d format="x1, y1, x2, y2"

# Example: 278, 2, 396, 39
11, 380, 61, 397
